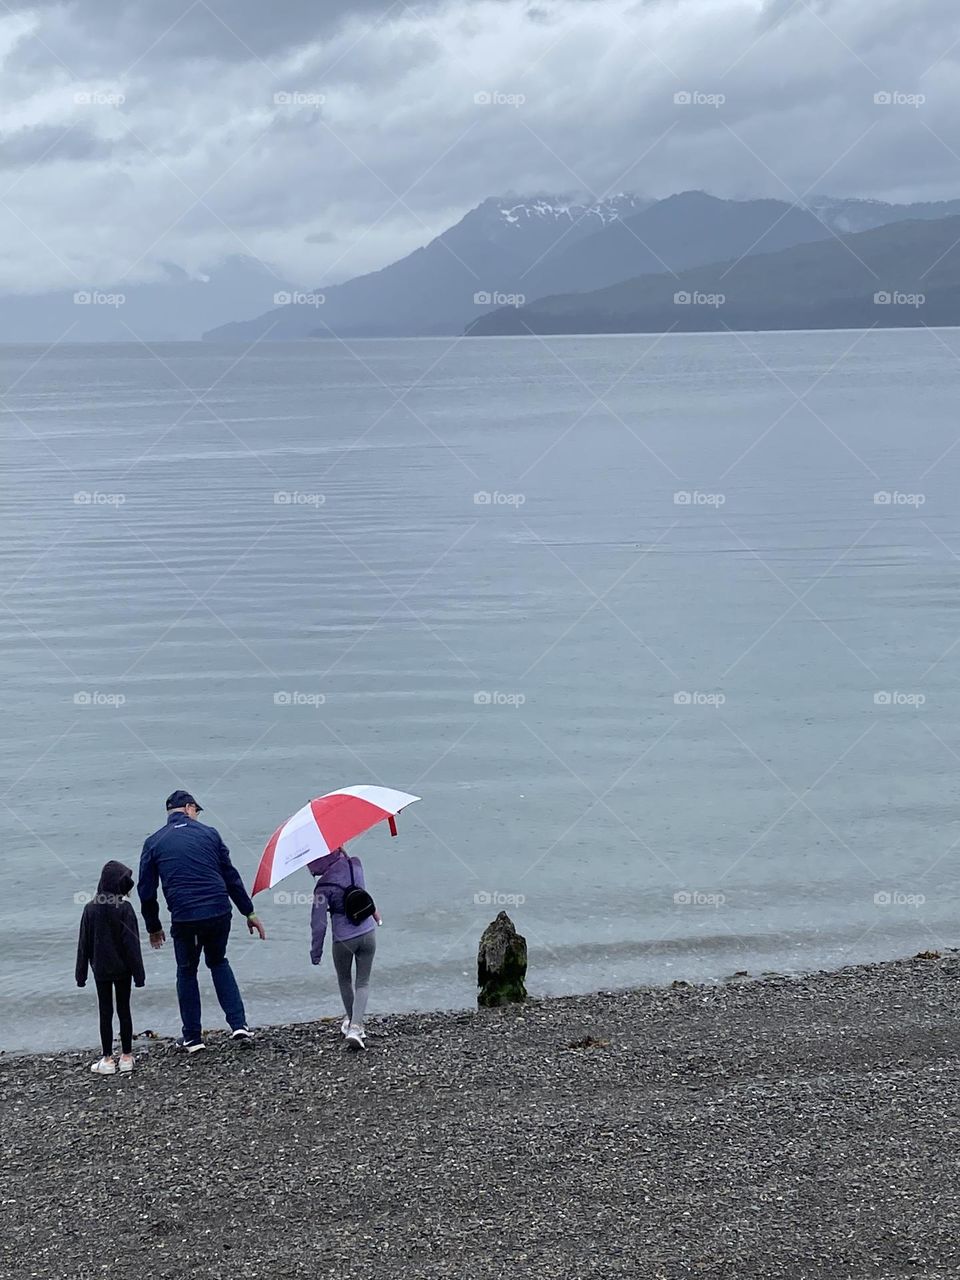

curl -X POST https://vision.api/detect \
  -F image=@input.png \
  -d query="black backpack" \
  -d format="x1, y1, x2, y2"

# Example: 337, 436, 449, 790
323, 856, 376, 926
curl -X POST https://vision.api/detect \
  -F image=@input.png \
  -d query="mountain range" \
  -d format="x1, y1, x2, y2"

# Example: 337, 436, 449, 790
204, 194, 651, 342
203, 191, 960, 343
466, 215, 960, 336
5, 191, 960, 342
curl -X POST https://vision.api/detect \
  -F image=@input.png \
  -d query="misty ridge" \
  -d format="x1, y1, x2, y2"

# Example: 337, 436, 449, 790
465, 209, 960, 336
7, 190, 960, 343
206, 190, 960, 343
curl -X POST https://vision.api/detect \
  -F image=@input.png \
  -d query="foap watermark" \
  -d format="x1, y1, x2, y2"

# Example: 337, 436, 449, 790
674, 490, 725, 507
74, 89, 125, 108
674, 89, 725, 108
274, 91, 325, 107
674, 889, 726, 908
474, 90, 525, 107
674, 290, 725, 308
474, 490, 525, 507
874, 690, 925, 708
74, 691, 126, 708
274, 290, 325, 307
874, 890, 925, 907
474, 691, 525, 707
473, 890, 526, 907
874, 290, 925, 308
674, 690, 726, 708
474, 290, 525, 308
273, 890, 314, 906
74, 290, 125, 308
873, 490, 925, 507
274, 691, 326, 708
74, 890, 128, 906
874, 90, 925, 108
274, 490, 325, 507
74, 490, 125, 507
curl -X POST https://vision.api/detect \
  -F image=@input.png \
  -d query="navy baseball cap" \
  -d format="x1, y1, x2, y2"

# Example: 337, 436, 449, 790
165, 790, 203, 812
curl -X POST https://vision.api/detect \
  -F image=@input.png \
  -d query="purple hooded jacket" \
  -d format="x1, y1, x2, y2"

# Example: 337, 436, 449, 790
309, 849, 375, 965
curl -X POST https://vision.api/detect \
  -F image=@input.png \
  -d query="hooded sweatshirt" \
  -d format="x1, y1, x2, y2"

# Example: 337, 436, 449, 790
309, 849, 375, 965
76, 860, 146, 987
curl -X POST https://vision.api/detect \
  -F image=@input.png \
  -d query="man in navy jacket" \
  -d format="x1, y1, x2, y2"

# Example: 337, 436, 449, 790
138, 790, 266, 1052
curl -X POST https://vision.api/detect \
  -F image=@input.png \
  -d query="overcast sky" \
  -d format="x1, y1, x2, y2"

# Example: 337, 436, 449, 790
0, 0, 956, 293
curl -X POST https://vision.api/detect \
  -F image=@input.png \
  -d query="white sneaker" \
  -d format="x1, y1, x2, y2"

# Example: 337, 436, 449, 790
340, 1017, 350, 1037
119, 1055, 135, 1074
344, 1024, 366, 1051
90, 1057, 117, 1075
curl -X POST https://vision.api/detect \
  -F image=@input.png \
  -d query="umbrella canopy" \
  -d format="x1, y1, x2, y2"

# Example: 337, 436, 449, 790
252, 784, 420, 895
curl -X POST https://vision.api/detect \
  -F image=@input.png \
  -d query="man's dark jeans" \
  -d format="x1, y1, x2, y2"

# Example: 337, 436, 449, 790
171, 912, 247, 1041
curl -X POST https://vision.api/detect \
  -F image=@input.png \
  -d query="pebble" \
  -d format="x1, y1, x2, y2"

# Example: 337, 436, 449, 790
2, 952, 960, 1278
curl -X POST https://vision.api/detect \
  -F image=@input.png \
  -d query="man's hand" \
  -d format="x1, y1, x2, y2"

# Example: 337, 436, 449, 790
247, 914, 266, 940
149, 930, 166, 950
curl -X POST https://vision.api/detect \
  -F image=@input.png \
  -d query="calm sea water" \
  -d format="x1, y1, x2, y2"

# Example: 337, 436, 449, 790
3, 330, 960, 1052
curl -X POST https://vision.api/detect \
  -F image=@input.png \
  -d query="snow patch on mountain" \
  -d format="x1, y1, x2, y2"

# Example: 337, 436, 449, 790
493, 194, 651, 226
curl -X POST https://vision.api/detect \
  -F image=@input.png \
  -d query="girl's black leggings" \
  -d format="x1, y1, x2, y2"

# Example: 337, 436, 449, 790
95, 975, 133, 1056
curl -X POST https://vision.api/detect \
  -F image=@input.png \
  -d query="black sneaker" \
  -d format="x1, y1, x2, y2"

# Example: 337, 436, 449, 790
179, 1038, 207, 1054
231, 1027, 255, 1042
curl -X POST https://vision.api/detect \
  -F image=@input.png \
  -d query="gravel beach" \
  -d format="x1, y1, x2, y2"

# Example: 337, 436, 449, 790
3, 952, 960, 1280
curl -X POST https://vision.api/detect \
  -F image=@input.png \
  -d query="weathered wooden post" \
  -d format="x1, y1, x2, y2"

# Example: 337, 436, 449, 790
477, 911, 527, 1007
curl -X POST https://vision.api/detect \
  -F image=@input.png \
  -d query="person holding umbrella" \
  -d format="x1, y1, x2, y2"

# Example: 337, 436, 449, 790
252, 785, 420, 1052
309, 845, 381, 1051
138, 790, 266, 1053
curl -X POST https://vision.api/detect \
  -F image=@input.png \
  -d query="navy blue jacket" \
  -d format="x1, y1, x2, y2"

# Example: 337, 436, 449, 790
138, 811, 255, 932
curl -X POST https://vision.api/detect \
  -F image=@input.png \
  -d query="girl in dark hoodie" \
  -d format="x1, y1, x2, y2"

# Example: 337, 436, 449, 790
76, 860, 146, 1075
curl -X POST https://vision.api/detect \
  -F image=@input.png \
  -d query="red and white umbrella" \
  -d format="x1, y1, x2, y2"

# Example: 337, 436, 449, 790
252, 784, 420, 895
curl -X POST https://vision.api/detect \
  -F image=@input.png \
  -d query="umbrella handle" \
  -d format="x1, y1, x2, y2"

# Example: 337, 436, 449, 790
388, 815, 397, 837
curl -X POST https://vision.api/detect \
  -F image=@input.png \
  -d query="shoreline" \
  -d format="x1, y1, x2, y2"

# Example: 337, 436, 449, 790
0, 945, 951, 1061
4, 948, 960, 1277
1, 945, 948, 1062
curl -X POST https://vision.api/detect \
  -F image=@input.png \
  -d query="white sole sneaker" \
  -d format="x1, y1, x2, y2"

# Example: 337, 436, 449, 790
90, 1058, 117, 1075
344, 1026, 366, 1052
119, 1057, 135, 1074
180, 1040, 206, 1055
230, 1027, 255, 1042
340, 1017, 350, 1037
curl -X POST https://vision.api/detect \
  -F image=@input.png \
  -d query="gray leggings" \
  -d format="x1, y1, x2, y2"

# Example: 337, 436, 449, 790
332, 930, 376, 1027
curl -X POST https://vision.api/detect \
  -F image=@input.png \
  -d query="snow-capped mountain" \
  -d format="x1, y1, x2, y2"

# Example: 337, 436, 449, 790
204, 194, 653, 342
204, 191, 960, 343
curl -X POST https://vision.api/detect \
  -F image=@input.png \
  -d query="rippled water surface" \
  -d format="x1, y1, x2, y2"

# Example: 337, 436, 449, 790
3, 331, 960, 1051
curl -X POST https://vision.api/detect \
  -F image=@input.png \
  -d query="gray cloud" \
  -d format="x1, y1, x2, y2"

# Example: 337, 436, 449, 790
0, 0, 957, 294
0, 121, 118, 168
4, 0, 406, 70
